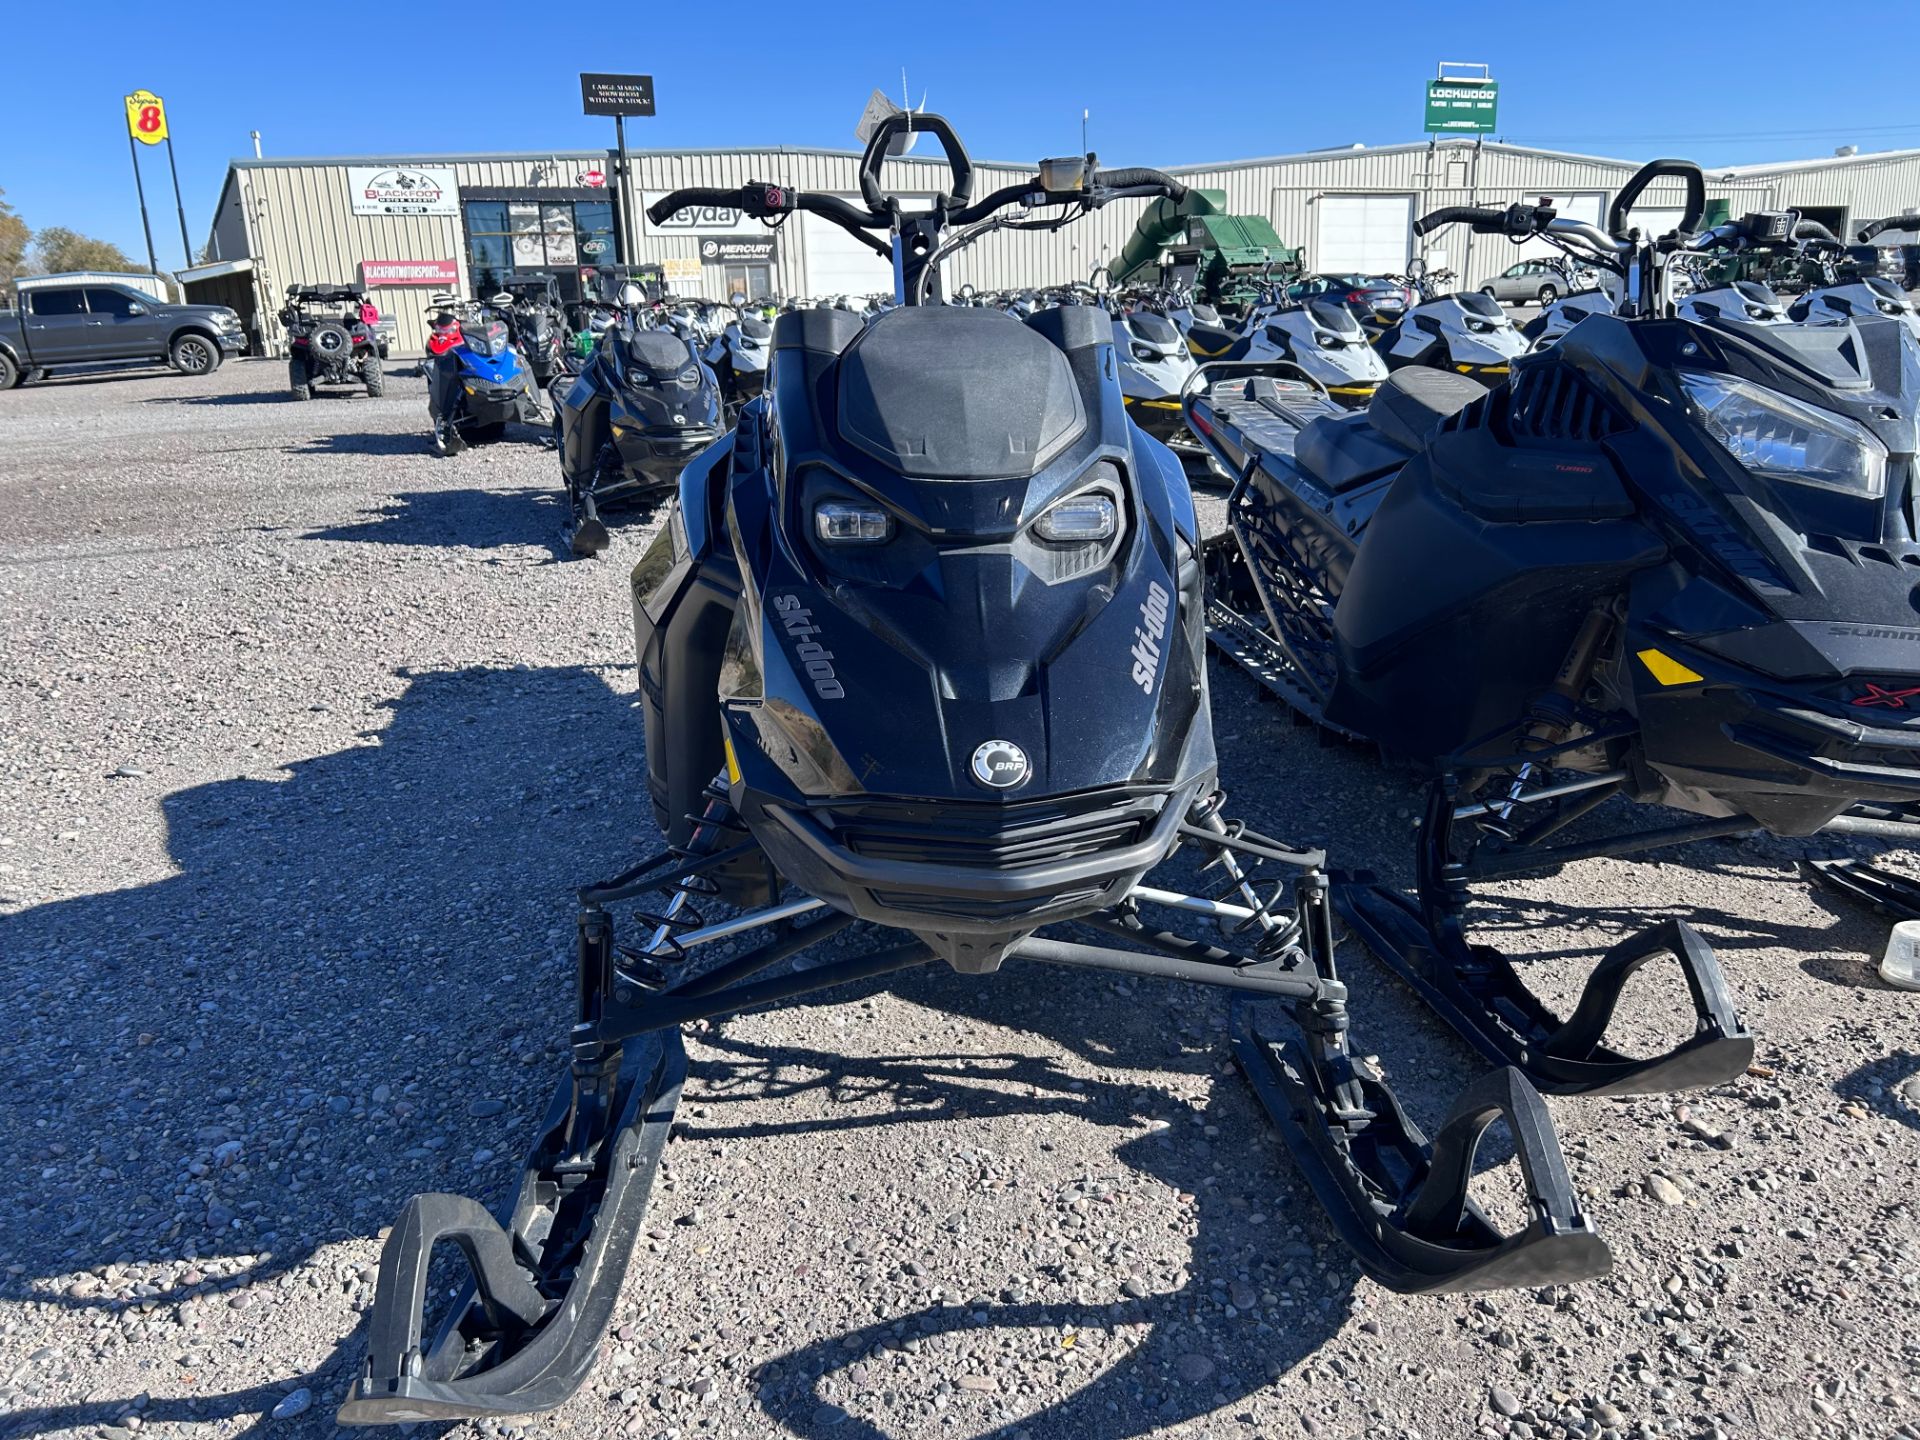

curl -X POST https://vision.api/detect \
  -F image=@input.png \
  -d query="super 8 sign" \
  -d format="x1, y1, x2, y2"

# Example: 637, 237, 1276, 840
126, 90, 169, 145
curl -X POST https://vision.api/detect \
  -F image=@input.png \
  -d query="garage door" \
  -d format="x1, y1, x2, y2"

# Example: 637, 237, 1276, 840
1315, 195, 1413, 275
801, 197, 934, 299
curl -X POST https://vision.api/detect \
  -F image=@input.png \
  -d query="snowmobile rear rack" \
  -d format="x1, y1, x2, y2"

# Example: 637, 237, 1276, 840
340, 793, 1646, 1425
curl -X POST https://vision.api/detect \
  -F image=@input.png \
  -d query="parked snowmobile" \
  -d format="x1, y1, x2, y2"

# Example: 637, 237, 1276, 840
1195, 165, 1920, 1104
1521, 284, 1620, 351
496, 273, 568, 388
551, 287, 723, 557
703, 304, 773, 413
422, 294, 544, 456
1790, 222, 1920, 339
1370, 283, 1527, 379
1179, 285, 1389, 406
342, 114, 1648, 1429
1112, 306, 1200, 441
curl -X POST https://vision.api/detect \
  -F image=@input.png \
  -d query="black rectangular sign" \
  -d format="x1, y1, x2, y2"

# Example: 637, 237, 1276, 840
581, 73, 656, 117
699, 236, 777, 266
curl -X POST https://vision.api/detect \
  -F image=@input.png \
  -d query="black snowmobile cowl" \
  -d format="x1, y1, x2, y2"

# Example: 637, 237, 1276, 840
623, 329, 700, 381
691, 304, 1215, 967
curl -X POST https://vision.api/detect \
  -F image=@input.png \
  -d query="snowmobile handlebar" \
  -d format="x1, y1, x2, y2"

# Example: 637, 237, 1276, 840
1857, 217, 1913, 242
948, 167, 1188, 226
859, 111, 974, 211
645, 185, 891, 258
1607, 159, 1706, 238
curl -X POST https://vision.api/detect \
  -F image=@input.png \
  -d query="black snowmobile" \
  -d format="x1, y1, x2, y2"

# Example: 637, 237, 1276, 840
1194, 161, 1920, 1090
550, 284, 723, 557
340, 114, 1682, 1428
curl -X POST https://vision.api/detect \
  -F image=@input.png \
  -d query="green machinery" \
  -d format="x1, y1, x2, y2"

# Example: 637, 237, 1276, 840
1111, 189, 1300, 305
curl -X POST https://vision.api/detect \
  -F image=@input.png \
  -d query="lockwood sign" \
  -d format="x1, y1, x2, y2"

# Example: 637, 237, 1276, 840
348, 166, 458, 217
1424, 79, 1499, 133
700, 237, 777, 266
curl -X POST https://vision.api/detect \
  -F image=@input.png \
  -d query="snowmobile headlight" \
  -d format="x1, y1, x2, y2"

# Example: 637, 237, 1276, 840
1129, 342, 1161, 363
738, 337, 763, 351
1034, 493, 1118, 543
814, 501, 893, 544
1679, 372, 1888, 499
1313, 332, 1341, 349
1466, 320, 1497, 334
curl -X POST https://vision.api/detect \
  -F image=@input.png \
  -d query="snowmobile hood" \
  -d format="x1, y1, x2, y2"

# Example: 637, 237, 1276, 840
837, 307, 1087, 479
1534, 315, 1920, 681
723, 303, 1209, 806
625, 329, 700, 380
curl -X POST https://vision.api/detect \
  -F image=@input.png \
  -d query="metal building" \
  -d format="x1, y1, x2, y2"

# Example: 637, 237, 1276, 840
189, 138, 1920, 357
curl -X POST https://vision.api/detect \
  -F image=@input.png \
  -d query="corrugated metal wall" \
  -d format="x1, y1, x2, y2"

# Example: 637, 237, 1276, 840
221, 140, 1920, 355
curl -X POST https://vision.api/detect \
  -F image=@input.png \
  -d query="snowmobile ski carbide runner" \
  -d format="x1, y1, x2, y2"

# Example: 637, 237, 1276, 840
340, 114, 1635, 1428
551, 283, 724, 557
1194, 162, 1920, 1094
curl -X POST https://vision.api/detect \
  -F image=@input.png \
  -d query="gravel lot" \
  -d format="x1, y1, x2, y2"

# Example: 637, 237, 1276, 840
4, 357, 1920, 1440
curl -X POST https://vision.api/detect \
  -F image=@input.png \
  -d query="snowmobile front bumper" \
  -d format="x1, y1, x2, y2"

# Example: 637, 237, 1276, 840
604, 427, 719, 503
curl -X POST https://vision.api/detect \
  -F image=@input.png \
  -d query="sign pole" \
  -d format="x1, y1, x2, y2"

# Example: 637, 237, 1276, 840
164, 136, 193, 267
126, 131, 159, 277
615, 112, 635, 269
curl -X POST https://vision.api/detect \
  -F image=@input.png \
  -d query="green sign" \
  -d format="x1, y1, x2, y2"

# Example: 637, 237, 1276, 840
1425, 79, 1498, 133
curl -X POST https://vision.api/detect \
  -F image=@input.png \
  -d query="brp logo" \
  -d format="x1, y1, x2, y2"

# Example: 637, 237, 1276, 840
970, 740, 1031, 791
700, 240, 720, 259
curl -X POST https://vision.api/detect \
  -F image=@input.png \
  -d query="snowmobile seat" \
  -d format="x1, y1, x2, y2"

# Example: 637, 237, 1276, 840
772, 307, 864, 355
1367, 368, 1488, 453
1292, 411, 1416, 494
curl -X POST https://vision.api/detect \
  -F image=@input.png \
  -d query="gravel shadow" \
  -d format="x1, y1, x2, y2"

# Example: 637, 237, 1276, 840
301, 485, 565, 551
0, 661, 649, 1436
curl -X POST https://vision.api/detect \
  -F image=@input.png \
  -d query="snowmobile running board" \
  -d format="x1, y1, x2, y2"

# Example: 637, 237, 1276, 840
341, 794, 1640, 1425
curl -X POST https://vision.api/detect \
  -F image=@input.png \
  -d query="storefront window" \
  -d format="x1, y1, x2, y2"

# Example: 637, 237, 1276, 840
465, 196, 620, 294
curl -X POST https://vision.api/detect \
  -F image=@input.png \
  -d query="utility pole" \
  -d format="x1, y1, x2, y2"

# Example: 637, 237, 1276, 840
250, 130, 262, 159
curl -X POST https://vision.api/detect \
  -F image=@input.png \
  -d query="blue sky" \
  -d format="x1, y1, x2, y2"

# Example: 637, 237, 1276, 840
8, 0, 1920, 268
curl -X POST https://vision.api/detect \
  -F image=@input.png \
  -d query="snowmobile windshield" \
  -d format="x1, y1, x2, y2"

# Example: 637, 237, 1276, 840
1456, 292, 1505, 321
1129, 312, 1180, 348
1305, 300, 1363, 337
624, 329, 698, 381
740, 316, 773, 342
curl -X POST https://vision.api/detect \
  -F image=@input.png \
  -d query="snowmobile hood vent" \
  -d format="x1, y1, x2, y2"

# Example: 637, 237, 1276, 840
836, 307, 1087, 480
1503, 361, 1627, 443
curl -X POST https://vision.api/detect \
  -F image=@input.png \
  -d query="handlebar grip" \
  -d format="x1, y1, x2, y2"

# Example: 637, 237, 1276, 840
645, 185, 791, 227
1413, 206, 1504, 237
1609, 159, 1706, 237
1094, 167, 1188, 202
1794, 219, 1841, 244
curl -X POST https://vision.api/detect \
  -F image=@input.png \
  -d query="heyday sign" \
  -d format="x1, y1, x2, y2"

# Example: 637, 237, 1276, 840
642, 192, 761, 237
1424, 79, 1499, 133
699, 237, 777, 266
348, 166, 458, 217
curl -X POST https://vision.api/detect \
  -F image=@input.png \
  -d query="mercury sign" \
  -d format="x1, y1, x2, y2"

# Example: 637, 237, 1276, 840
642, 191, 760, 237
349, 166, 459, 217
699, 237, 777, 266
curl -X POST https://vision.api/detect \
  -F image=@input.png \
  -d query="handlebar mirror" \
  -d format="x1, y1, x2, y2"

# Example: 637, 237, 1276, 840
957, 282, 976, 299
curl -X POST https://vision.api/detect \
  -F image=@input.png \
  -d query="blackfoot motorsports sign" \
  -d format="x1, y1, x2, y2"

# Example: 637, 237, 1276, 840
349, 167, 458, 217
700, 237, 777, 266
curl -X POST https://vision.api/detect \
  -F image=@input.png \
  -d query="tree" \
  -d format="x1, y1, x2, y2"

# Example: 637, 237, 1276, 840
32, 227, 135, 275
0, 190, 28, 288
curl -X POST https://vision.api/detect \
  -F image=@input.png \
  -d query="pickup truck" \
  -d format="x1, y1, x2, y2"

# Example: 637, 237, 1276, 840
0, 281, 248, 389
